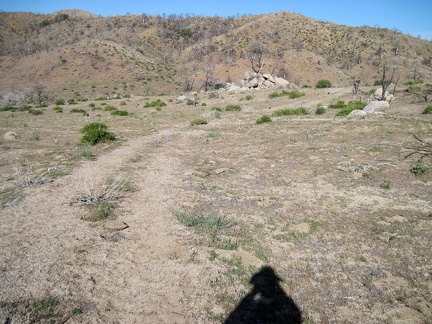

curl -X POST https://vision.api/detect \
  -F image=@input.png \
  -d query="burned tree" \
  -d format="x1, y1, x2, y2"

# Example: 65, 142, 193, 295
380, 63, 397, 101
245, 40, 266, 74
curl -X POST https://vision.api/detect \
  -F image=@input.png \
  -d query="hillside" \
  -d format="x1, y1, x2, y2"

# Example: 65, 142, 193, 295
0, 10, 432, 95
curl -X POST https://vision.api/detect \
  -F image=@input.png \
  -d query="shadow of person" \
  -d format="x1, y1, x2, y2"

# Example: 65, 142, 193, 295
224, 266, 302, 324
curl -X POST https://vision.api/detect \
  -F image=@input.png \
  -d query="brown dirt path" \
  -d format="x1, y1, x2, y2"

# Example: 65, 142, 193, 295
0, 130, 225, 323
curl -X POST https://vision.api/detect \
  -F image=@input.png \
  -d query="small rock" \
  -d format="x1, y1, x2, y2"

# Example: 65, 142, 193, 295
4, 131, 18, 141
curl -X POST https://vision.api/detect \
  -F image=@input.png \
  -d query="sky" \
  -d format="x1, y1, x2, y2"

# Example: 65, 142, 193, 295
1, 0, 431, 40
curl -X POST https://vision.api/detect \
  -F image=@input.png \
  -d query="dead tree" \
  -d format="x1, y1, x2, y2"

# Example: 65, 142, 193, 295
380, 63, 397, 101
245, 40, 265, 74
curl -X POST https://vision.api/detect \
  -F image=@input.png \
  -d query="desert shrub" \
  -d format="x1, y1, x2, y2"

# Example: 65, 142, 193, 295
210, 110, 221, 119
335, 101, 367, 116
315, 107, 326, 115
404, 79, 423, 85
406, 85, 421, 93
268, 90, 305, 99
120, 101, 127, 106
367, 88, 377, 95
214, 83, 225, 90
85, 201, 115, 222
410, 161, 429, 175
18, 104, 32, 111
80, 122, 116, 145
70, 108, 86, 113
88, 103, 95, 108
422, 105, 432, 114
67, 98, 77, 105
329, 100, 346, 109
316, 79, 332, 88
272, 107, 308, 116
185, 99, 195, 105
0, 104, 17, 112
144, 99, 166, 108
374, 80, 383, 86
256, 115, 272, 124
55, 99, 65, 105
190, 118, 208, 126
53, 106, 63, 113
95, 96, 108, 101
201, 102, 207, 106
225, 104, 241, 111
173, 210, 235, 234
210, 106, 222, 111
111, 110, 128, 116
28, 109, 43, 115
208, 92, 218, 99
103, 105, 117, 111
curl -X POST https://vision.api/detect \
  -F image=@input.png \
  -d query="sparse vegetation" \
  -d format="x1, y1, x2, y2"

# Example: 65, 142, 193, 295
272, 107, 308, 116
315, 106, 326, 115
268, 90, 305, 99
335, 100, 367, 116
111, 110, 129, 116
410, 161, 429, 175
225, 104, 241, 111
70, 108, 86, 114
144, 99, 167, 108
28, 109, 43, 115
191, 118, 208, 126
423, 105, 432, 114
256, 114, 272, 124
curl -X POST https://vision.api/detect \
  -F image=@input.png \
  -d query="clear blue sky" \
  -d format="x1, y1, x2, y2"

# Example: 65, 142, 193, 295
1, 0, 431, 40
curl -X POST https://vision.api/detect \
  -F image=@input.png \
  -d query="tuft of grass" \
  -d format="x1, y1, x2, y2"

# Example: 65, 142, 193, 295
225, 104, 241, 111
84, 201, 115, 222
256, 114, 272, 124
381, 180, 392, 190
268, 90, 305, 99
144, 99, 166, 108
410, 161, 429, 176
207, 128, 221, 138
28, 109, 43, 116
335, 101, 367, 116
70, 108, 86, 114
0, 187, 23, 208
315, 106, 326, 115
422, 105, 432, 114
111, 110, 129, 116
191, 118, 208, 126
272, 107, 308, 116
31, 297, 58, 322
173, 210, 235, 234
103, 105, 117, 111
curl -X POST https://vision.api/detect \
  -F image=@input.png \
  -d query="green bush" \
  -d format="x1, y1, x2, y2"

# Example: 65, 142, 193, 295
55, 99, 65, 105
315, 107, 326, 115
335, 101, 367, 116
185, 99, 195, 105
410, 161, 429, 176
256, 115, 272, 124
80, 122, 116, 145
404, 79, 423, 85
210, 107, 222, 112
0, 104, 17, 112
316, 79, 332, 88
144, 99, 167, 108
225, 104, 241, 111
272, 107, 309, 116
54, 106, 63, 113
88, 103, 95, 108
422, 105, 432, 114
67, 99, 77, 105
268, 90, 305, 99
329, 100, 346, 109
374, 80, 383, 86
70, 108, 86, 113
406, 85, 421, 93
111, 110, 129, 116
190, 118, 208, 126
28, 109, 43, 115
103, 105, 117, 111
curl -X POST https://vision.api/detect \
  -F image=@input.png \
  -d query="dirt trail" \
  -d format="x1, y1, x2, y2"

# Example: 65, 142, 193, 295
1, 131, 222, 323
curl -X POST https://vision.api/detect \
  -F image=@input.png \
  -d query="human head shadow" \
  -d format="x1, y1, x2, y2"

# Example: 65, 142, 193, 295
224, 266, 302, 324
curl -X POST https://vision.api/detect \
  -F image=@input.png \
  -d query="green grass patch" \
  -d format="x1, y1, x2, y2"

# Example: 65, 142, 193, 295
256, 114, 272, 124
268, 90, 305, 99
80, 122, 116, 145
225, 104, 241, 111
272, 107, 308, 116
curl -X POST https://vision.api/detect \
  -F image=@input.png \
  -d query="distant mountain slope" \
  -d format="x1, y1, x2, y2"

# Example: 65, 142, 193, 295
0, 10, 431, 94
